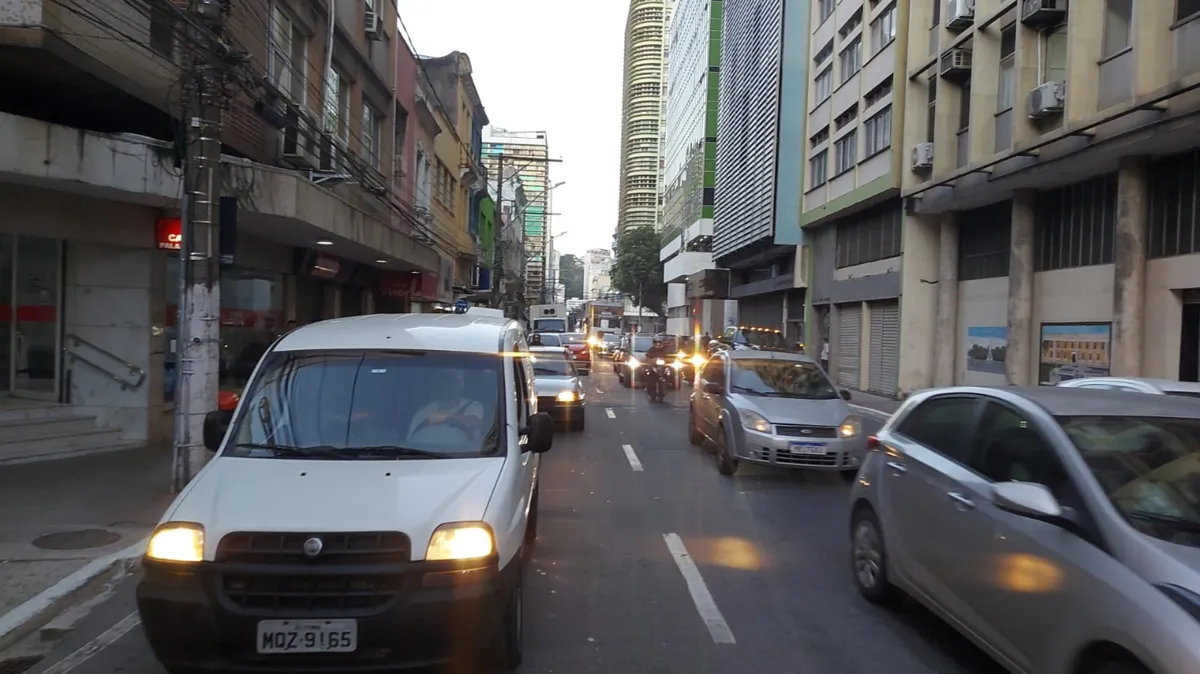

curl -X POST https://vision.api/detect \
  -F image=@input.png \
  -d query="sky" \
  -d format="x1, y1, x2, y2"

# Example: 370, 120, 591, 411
396, 0, 628, 260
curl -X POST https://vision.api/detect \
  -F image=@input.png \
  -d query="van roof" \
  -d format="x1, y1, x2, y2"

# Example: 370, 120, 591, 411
274, 313, 515, 353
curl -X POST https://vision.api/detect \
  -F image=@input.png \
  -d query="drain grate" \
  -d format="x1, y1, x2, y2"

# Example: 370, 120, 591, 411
0, 656, 43, 674
33, 529, 121, 551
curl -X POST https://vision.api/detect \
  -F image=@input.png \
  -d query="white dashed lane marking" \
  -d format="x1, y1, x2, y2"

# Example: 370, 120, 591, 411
621, 444, 644, 471
605, 408, 616, 419
662, 533, 736, 644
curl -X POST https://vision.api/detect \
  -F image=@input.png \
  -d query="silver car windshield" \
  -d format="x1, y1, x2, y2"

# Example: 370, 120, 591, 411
531, 352, 574, 377
729, 360, 838, 399
1061, 415, 1200, 545
226, 350, 503, 460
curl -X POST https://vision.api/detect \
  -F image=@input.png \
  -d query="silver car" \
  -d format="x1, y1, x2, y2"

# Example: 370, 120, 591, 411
530, 346, 586, 432
687, 349, 865, 477
1058, 376, 1200, 399
850, 385, 1200, 674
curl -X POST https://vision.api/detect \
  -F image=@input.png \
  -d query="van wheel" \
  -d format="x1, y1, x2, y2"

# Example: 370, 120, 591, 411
524, 486, 539, 547
488, 564, 524, 670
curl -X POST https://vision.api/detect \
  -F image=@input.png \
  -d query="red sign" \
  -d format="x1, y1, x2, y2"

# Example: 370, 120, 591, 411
157, 218, 182, 251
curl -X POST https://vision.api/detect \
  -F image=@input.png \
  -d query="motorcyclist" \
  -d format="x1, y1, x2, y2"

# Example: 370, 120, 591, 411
644, 336, 671, 362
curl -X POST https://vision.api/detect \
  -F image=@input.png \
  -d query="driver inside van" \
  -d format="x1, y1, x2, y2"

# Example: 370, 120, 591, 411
407, 370, 484, 441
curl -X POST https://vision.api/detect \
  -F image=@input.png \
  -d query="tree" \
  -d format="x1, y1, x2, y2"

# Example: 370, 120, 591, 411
611, 226, 665, 313
558, 254, 585, 299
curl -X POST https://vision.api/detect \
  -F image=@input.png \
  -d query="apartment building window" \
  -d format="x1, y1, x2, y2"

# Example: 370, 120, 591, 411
1182, 0, 1200, 21
268, 4, 295, 99
835, 206, 901, 268
926, 77, 937, 142
839, 38, 863, 84
1104, 0, 1132, 57
870, 3, 897, 55
818, 0, 834, 23
1149, 149, 1200, 258
958, 201, 1012, 280
1044, 27, 1068, 83
864, 106, 891, 156
149, 3, 177, 59
959, 78, 972, 131
362, 104, 380, 169
810, 150, 828, 188
1035, 174, 1117, 271
834, 132, 857, 175
810, 126, 830, 147
997, 25, 1016, 111
814, 40, 834, 66
814, 67, 833, 103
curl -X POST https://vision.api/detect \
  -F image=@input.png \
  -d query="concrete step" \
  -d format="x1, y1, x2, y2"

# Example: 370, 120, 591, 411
0, 439, 143, 465
0, 402, 76, 424
0, 415, 99, 443
0, 429, 139, 465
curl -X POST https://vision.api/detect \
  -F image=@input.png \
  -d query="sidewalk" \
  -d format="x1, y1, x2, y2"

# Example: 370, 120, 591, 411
0, 446, 173, 655
846, 390, 903, 419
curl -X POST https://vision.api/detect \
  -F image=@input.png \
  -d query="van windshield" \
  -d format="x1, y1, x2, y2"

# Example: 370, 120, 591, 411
225, 350, 503, 460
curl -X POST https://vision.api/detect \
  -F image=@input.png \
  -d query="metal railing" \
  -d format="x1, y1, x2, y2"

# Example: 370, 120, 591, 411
63, 334, 146, 391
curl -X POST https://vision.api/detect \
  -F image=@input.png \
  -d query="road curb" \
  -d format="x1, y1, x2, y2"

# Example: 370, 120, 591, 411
849, 404, 892, 420
0, 537, 147, 655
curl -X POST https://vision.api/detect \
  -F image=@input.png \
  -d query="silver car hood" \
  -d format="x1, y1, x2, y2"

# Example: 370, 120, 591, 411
730, 395, 852, 426
534, 376, 578, 396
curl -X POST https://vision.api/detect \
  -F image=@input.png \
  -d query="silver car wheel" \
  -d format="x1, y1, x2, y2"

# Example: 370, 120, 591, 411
852, 520, 883, 590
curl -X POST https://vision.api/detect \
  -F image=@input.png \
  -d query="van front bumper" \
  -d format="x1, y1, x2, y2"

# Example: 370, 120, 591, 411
136, 556, 515, 672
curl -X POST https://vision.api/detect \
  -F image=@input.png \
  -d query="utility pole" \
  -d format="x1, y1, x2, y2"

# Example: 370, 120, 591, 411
173, 0, 229, 491
491, 152, 505, 310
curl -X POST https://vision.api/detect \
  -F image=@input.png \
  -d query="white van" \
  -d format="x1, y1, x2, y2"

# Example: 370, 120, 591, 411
135, 311, 554, 672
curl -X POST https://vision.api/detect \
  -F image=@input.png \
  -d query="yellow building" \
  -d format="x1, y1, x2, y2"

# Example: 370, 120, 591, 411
889, 0, 1200, 391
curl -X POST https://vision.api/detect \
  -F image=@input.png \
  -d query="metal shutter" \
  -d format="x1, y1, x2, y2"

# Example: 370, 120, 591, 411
868, 301, 900, 396
837, 305, 861, 389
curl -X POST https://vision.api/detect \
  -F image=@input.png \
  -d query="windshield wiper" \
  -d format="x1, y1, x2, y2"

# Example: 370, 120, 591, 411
234, 443, 351, 459
731, 385, 779, 396
1126, 510, 1200, 533
346, 445, 451, 459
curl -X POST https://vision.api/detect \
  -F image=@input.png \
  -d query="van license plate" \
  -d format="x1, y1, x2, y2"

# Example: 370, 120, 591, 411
789, 442, 827, 455
256, 619, 357, 654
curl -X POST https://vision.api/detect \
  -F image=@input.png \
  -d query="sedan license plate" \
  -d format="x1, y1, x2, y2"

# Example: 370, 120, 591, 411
256, 619, 357, 654
789, 442, 827, 456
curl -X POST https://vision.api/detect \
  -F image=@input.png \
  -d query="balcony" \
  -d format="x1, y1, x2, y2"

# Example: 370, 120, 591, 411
663, 251, 715, 283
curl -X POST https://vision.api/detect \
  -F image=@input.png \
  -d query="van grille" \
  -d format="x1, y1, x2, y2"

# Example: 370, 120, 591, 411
216, 532, 411, 565
221, 573, 402, 613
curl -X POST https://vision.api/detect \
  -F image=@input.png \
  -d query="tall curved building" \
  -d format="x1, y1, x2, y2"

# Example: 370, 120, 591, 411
617, 0, 673, 233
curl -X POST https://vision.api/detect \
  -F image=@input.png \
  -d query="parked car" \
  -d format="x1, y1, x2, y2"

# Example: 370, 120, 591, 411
136, 310, 554, 672
1057, 376, 1200, 399
688, 349, 862, 478
559, 332, 591, 375
529, 346, 587, 431
850, 385, 1200, 674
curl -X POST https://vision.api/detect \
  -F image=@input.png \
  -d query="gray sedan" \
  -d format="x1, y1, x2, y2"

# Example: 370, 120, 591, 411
688, 349, 865, 477
850, 385, 1200, 674
530, 346, 586, 431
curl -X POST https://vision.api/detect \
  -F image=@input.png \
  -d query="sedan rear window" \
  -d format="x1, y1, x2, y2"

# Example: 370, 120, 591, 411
530, 351, 574, 377
227, 350, 503, 460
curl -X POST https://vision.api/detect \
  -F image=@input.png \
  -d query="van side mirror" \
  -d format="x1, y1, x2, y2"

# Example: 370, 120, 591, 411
521, 412, 554, 454
703, 381, 723, 395
840, 390, 852, 401
202, 410, 233, 452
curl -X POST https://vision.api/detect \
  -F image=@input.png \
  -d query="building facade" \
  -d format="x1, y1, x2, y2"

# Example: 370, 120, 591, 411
482, 128, 553, 304
582, 248, 614, 300
712, 0, 809, 342
800, 0, 908, 396
617, 0, 674, 233
660, 0, 729, 337
896, 0, 1200, 392
0, 0, 442, 463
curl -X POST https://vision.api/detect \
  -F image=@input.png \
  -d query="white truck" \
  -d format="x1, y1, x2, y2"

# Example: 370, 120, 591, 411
529, 304, 569, 333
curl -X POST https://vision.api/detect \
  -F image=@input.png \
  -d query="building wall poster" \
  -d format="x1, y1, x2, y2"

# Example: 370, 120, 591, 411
965, 326, 1007, 385
1039, 322, 1112, 385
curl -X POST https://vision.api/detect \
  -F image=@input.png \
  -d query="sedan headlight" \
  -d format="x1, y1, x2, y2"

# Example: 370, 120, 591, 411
556, 390, 577, 402
146, 523, 204, 562
840, 414, 862, 438
426, 522, 495, 561
627, 357, 640, 367
740, 410, 771, 433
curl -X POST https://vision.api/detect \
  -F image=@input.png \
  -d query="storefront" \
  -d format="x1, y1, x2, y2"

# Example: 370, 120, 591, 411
0, 234, 64, 401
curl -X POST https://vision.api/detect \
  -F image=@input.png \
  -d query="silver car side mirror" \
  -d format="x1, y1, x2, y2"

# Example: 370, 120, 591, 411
992, 482, 1062, 519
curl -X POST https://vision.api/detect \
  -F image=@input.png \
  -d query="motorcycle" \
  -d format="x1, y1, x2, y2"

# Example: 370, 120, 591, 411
646, 359, 669, 403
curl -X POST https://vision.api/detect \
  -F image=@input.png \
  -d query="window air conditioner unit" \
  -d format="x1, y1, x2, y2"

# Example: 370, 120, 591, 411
280, 105, 318, 169
1027, 80, 1065, 118
1020, 0, 1066, 26
939, 48, 972, 79
945, 0, 974, 30
364, 8, 382, 40
911, 142, 935, 170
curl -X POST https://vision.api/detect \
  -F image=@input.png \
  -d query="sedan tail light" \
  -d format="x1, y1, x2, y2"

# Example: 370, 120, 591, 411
866, 436, 881, 450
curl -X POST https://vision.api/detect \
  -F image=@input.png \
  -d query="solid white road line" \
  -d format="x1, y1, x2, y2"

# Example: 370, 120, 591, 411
662, 533, 736, 644
41, 611, 141, 674
620, 444, 644, 471
849, 404, 890, 420
605, 407, 616, 419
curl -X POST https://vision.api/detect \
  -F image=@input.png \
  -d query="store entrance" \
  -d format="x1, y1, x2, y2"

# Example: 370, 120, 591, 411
0, 234, 63, 401
1181, 290, 1200, 382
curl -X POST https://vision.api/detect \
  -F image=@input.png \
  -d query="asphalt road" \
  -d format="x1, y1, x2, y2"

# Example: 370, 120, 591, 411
26, 361, 1005, 674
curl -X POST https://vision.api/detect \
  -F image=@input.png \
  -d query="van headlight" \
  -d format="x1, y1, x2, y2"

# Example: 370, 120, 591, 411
740, 410, 771, 433
425, 523, 495, 561
627, 357, 640, 367
556, 390, 577, 402
840, 414, 862, 438
146, 523, 204, 562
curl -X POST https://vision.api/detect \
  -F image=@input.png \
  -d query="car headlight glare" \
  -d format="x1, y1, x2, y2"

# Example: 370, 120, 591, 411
146, 523, 204, 562
628, 357, 640, 367
690, 355, 707, 367
671, 361, 683, 369
655, 359, 666, 366
425, 523, 495, 561
740, 410, 771, 433
840, 414, 862, 438
556, 390, 577, 402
